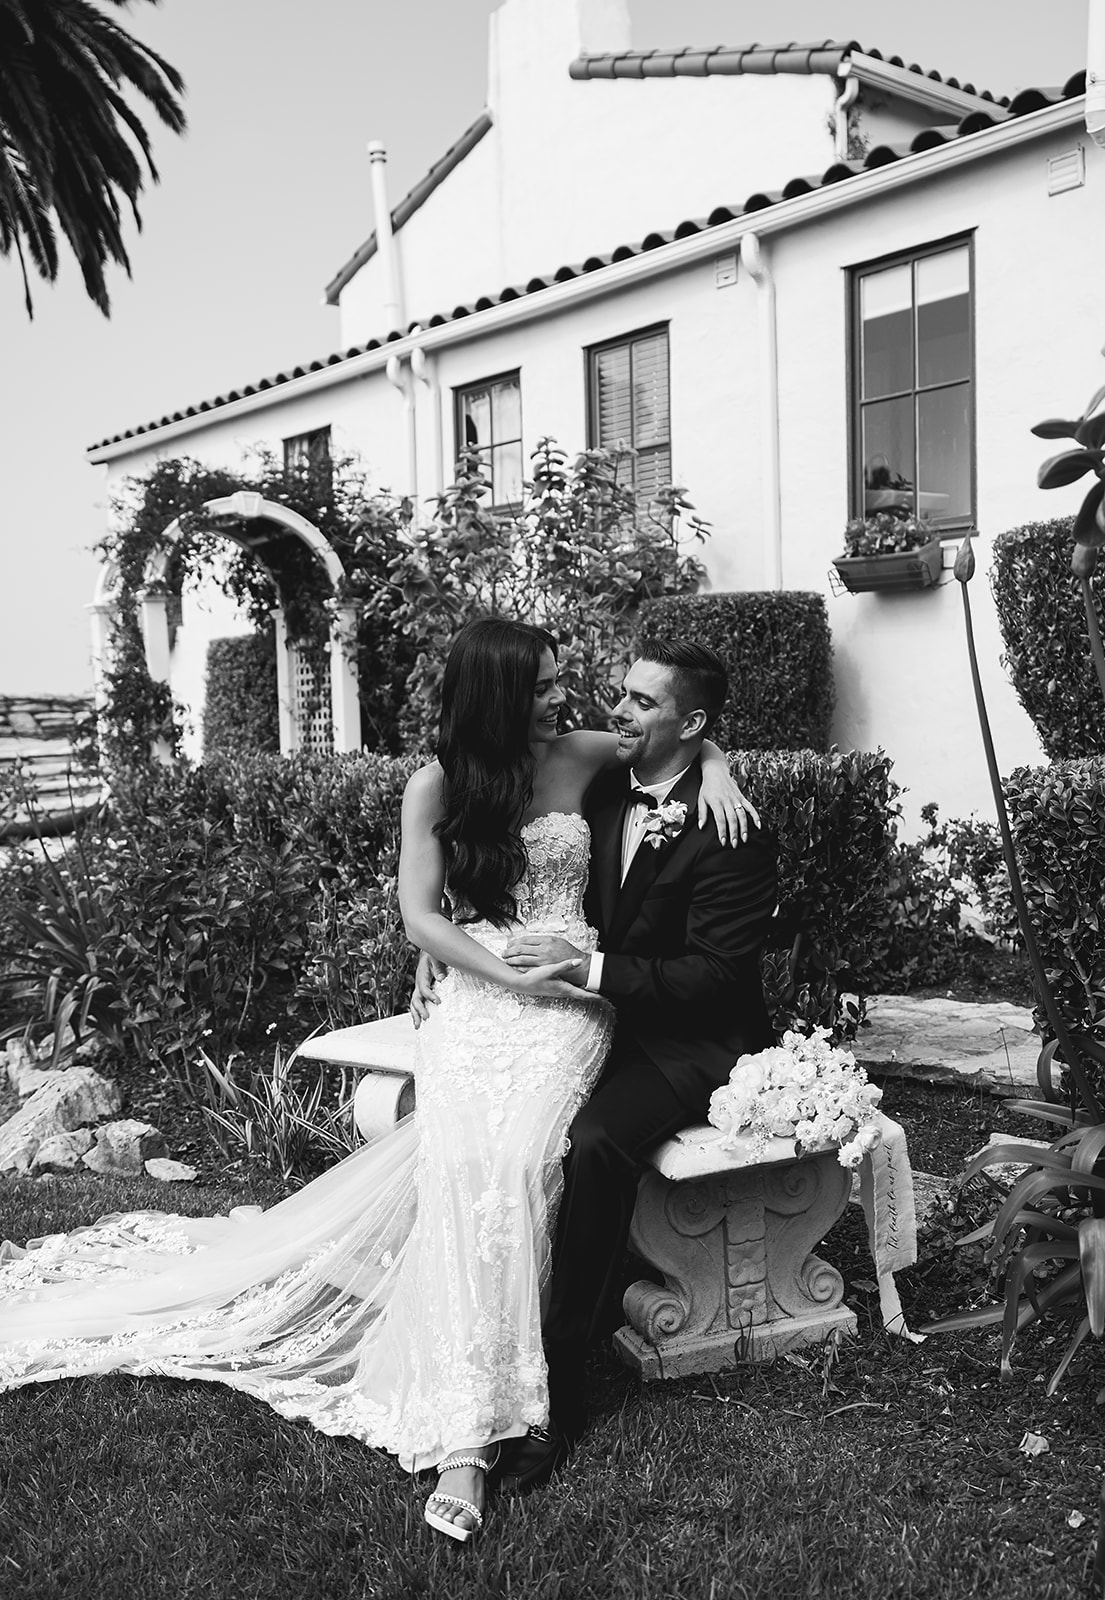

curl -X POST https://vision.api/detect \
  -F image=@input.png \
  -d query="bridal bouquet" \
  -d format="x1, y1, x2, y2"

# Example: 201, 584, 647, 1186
707, 1027, 883, 1168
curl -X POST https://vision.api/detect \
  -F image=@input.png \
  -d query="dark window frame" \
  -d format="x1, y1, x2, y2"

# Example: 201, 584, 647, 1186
453, 369, 524, 511
585, 322, 672, 499
282, 426, 333, 494
847, 233, 976, 533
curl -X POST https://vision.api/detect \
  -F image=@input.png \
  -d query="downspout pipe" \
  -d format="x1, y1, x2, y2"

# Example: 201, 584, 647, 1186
1088, 0, 1105, 148
386, 352, 418, 512
410, 344, 444, 496
739, 231, 783, 591
368, 141, 404, 333
833, 66, 860, 161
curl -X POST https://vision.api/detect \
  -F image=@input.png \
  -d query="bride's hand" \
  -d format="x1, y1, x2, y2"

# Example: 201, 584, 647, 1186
507, 957, 588, 998
698, 766, 760, 846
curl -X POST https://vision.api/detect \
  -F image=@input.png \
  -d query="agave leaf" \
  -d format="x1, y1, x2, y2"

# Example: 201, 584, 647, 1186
1047, 1314, 1092, 1395
1072, 1125, 1105, 1177
1037, 448, 1105, 490
1074, 480, 1105, 548
1036, 1039, 1064, 1100
923, 1301, 1009, 1333
958, 1140, 1073, 1188
990, 1168, 1105, 1253
1031, 416, 1083, 440
1077, 411, 1105, 450
1080, 1217, 1105, 1334
1007, 1098, 1087, 1129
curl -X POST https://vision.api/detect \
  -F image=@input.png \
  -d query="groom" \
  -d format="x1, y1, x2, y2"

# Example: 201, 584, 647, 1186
496, 638, 778, 1488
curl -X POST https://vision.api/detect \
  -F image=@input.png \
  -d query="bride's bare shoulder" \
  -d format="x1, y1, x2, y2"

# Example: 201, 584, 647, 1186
403, 761, 445, 815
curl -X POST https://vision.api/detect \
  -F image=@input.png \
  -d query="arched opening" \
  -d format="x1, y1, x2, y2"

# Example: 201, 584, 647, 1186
91, 492, 361, 761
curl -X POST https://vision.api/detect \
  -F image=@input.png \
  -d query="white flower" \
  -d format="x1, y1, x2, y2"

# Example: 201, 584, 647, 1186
707, 1027, 883, 1165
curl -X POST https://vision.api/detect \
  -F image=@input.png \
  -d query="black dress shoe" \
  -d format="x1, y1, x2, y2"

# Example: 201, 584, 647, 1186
498, 1424, 571, 1493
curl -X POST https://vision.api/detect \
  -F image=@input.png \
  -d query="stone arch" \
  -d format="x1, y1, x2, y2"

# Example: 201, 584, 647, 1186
91, 492, 360, 760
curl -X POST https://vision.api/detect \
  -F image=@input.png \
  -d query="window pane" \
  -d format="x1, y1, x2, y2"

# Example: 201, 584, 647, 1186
632, 334, 670, 448
861, 264, 912, 399
918, 384, 972, 522
491, 376, 521, 440
861, 395, 915, 514
917, 247, 970, 388
463, 389, 490, 450
492, 440, 523, 505
595, 346, 633, 446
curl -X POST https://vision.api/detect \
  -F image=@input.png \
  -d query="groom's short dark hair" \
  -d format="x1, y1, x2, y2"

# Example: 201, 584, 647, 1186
635, 638, 728, 732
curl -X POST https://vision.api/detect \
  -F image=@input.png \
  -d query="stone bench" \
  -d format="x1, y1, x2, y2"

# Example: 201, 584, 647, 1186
297, 1017, 915, 1378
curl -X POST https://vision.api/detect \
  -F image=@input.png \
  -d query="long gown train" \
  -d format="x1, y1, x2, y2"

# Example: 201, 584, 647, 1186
0, 813, 613, 1473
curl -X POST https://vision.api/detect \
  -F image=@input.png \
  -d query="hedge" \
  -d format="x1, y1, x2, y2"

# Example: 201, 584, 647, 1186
1005, 757, 1105, 1061
203, 632, 279, 759
635, 592, 834, 752
990, 518, 1105, 759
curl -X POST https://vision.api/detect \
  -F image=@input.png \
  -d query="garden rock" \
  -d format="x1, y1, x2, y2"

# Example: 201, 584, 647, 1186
965, 1131, 1052, 1188
856, 996, 1038, 1091
0, 1067, 122, 1174
31, 1128, 95, 1173
144, 1157, 198, 1183
82, 1120, 168, 1176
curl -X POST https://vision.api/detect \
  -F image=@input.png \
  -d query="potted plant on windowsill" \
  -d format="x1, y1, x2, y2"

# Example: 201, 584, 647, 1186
831, 512, 944, 594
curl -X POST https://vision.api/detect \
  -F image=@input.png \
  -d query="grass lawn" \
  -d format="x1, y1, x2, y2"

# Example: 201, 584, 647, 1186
1, 1070, 1103, 1600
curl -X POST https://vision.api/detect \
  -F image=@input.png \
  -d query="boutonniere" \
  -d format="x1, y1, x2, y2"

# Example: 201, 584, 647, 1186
641, 799, 688, 849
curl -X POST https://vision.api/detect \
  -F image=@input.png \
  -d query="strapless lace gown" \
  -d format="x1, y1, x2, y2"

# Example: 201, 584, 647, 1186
0, 813, 614, 1472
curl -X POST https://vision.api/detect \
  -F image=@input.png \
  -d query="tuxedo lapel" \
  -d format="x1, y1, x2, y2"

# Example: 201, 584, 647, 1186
588, 777, 630, 939
608, 761, 702, 948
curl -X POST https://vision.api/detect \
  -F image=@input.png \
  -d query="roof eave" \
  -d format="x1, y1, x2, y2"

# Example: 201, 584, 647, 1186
847, 52, 1008, 118
86, 97, 1083, 466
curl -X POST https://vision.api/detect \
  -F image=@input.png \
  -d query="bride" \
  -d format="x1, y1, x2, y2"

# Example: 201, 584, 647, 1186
0, 617, 751, 1544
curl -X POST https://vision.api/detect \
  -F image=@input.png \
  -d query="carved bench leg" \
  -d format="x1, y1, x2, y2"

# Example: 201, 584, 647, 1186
615, 1152, 858, 1379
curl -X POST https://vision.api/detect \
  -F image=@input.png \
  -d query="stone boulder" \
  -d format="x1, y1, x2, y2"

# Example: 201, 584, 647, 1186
144, 1157, 198, 1183
0, 1067, 122, 1174
82, 1119, 168, 1176
30, 1128, 95, 1173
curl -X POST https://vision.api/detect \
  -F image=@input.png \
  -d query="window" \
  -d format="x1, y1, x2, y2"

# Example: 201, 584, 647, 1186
283, 427, 332, 491
850, 239, 974, 529
454, 372, 523, 508
587, 325, 671, 500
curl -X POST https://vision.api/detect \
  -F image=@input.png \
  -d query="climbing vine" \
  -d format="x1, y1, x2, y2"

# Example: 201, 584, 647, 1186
97, 452, 415, 772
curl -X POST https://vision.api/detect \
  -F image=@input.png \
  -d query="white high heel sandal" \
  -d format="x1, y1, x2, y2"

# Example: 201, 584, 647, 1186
424, 1448, 499, 1544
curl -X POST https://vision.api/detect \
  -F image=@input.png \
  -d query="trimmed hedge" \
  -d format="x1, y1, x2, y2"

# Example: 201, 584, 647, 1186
203, 632, 280, 760
990, 518, 1105, 759
635, 592, 834, 752
732, 748, 898, 1034
1005, 757, 1105, 1054
5, 745, 903, 1080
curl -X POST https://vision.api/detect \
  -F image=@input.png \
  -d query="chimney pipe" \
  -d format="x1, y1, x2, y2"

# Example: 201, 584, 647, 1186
368, 141, 404, 332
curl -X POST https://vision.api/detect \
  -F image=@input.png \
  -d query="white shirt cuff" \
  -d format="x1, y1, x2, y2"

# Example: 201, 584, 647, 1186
586, 952, 604, 992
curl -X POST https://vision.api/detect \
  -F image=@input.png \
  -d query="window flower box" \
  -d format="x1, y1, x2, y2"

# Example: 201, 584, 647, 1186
831, 512, 944, 594
831, 535, 944, 593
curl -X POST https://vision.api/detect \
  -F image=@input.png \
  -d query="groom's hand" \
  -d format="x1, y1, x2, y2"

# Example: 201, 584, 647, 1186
504, 935, 588, 986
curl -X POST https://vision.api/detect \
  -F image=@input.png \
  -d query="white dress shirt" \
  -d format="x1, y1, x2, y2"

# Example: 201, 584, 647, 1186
586, 765, 691, 993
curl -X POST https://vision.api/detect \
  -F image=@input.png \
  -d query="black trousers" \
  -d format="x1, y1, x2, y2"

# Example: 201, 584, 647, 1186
544, 1046, 699, 1356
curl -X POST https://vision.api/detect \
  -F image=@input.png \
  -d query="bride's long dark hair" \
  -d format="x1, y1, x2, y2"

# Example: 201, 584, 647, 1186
435, 617, 559, 927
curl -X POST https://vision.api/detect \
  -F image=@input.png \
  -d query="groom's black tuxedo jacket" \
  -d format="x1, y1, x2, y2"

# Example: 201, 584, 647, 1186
582, 757, 778, 1110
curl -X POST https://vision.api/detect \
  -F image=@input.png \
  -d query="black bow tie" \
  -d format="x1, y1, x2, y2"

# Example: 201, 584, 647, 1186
629, 786, 659, 810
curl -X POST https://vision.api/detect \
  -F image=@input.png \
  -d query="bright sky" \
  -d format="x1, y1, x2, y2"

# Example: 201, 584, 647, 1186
0, 0, 1089, 695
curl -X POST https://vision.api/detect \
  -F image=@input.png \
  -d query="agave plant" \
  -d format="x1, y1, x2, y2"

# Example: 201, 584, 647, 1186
199, 1045, 361, 1183
928, 368, 1105, 1397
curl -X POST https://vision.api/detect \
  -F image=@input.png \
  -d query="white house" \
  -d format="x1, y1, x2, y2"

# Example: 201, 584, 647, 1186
86, 0, 1105, 830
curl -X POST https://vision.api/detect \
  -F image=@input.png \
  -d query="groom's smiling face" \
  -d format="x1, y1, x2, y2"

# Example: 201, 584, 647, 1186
610, 659, 699, 781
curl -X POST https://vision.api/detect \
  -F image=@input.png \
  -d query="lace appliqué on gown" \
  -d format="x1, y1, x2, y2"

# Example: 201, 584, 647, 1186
0, 812, 614, 1473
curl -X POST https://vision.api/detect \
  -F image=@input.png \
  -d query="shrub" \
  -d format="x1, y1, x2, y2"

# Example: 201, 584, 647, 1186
383, 441, 709, 750
203, 632, 279, 759
730, 748, 897, 1036
1004, 757, 1105, 1054
990, 518, 1105, 759
635, 592, 834, 752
